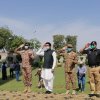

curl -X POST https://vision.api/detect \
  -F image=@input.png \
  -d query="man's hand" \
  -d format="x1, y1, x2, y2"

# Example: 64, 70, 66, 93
79, 73, 85, 77
51, 69, 54, 73
42, 44, 46, 49
62, 46, 67, 51
80, 43, 90, 53
58, 46, 67, 54
15, 44, 24, 53
19, 44, 24, 48
84, 43, 90, 49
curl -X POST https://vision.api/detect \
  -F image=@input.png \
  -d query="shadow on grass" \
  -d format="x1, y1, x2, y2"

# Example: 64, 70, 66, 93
0, 74, 22, 86
0, 67, 36, 86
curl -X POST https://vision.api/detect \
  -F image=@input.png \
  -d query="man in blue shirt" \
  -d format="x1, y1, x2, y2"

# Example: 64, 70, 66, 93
77, 61, 87, 92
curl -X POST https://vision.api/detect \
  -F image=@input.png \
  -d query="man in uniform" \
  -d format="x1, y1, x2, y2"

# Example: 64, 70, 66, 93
80, 41, 100, 97
60, 44, 78, 95
15, 43, 34, 93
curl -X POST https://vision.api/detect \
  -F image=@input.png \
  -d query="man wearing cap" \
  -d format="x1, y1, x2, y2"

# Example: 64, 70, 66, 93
36, 42, 57, 94
15, 43, 34, 93
80, 41, 100, 97
60, 44, 78, 95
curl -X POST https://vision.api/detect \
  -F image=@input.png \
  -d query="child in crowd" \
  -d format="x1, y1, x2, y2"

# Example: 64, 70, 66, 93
77, 61, 87, 92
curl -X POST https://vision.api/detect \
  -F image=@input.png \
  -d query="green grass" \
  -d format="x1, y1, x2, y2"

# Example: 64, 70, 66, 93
0, 67, 90, 94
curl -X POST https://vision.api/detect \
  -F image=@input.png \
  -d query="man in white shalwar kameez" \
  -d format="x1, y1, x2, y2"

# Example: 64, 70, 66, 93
36, 42, 57, 94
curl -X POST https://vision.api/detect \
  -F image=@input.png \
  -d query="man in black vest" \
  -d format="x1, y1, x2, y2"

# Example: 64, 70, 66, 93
80, 41, 100, 97
36, 42, 57, 94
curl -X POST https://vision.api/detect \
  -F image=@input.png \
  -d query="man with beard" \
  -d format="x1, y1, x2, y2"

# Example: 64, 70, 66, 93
36, 42, 57, 94
15, 43, 34, 93
80, 41, 100, 97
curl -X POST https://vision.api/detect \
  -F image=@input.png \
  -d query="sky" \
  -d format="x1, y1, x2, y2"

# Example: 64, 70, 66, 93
0, 0, 100, 49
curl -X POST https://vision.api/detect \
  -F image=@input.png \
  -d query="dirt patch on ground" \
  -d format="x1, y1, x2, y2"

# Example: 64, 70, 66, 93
0, 90, 99, 100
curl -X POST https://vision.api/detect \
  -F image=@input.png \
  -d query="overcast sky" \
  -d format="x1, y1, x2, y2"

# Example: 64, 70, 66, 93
0, 0, 100, 49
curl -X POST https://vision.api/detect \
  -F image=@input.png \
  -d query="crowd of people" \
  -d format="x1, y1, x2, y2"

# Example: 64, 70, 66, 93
1, 61, 21, 81
0, 41, 100, 98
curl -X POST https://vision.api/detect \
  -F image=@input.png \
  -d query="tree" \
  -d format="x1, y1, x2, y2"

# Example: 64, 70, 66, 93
0, 27, 13, 49
29, 38, 41, 50
65, 35, 77, 51
0, 37, 4, 49
53, 35, 65, 50
10, 35, 26, 50
0, 27, 41, 51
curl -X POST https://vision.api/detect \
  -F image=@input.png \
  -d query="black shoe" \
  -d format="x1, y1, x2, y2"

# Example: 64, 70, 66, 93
38, 86, 41, 88
95, 94, 100, 98
88, 94, 96, 97
45, 91, 52, 94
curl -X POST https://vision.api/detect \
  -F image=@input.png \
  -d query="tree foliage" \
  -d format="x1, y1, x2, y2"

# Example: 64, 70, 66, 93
65, 35, 77, 51
0, 27, 13, 49
10, 35, 26, 50
53, 34, 77, 51
0, 26, 41, 51
29, 38, 41, 50
53, 35, 65, 50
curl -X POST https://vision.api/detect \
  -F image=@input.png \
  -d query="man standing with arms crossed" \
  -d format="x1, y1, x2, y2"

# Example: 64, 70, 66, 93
36, 42, 57, 94
80, 41, 100, 97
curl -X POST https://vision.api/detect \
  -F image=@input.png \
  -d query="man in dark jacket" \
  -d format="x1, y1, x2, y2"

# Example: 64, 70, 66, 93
1, 62, 7, 80
80, 41, 100, 97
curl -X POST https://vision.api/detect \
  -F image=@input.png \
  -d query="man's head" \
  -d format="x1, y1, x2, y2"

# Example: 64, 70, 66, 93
90, 41, 97, 50
44, 42, 51, 51
24, 43, 30, 50
78, 61, 84, 67
66, 44, 73, 53
3, 62, 6, 65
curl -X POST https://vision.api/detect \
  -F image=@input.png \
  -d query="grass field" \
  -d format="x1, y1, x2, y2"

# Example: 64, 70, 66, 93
0, 66, 90, 94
